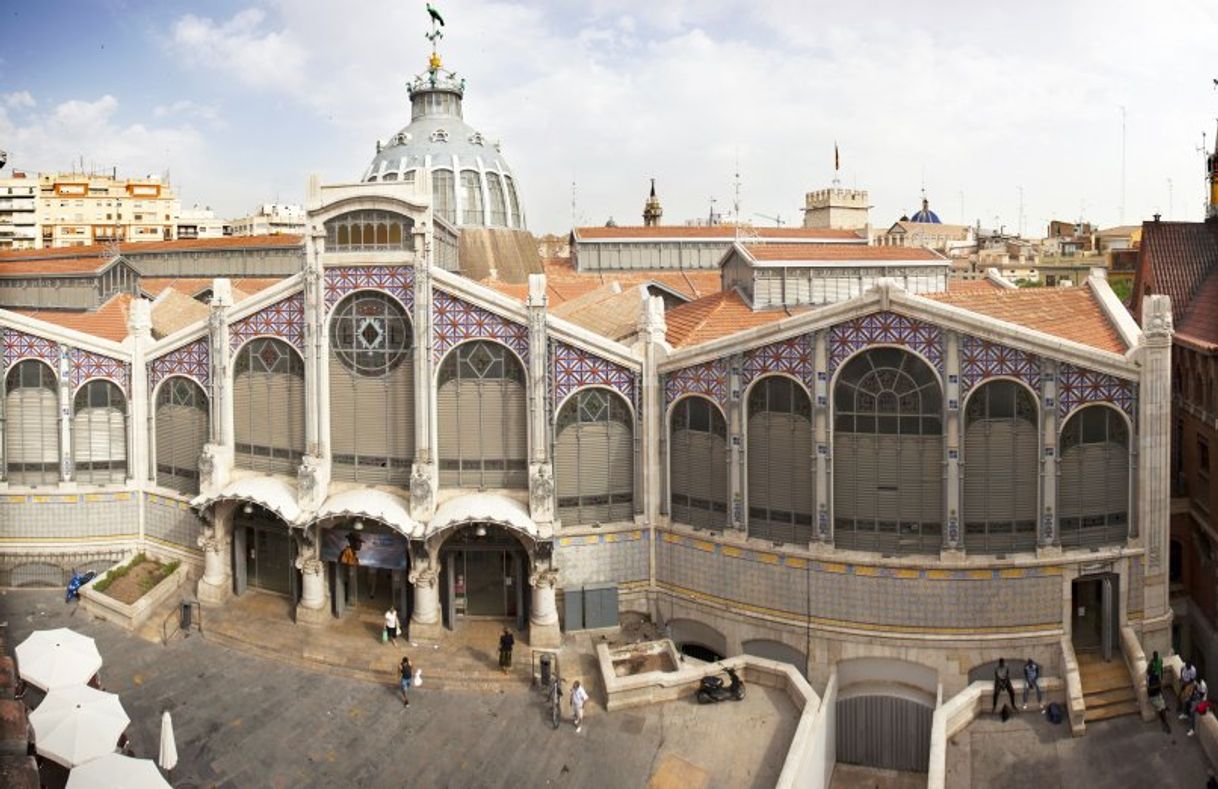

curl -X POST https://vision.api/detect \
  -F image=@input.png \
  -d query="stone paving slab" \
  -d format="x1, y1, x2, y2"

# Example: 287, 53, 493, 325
1, 590, 795, 789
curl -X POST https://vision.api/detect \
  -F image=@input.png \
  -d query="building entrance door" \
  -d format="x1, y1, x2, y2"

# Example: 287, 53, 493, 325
1072, 574, 1119, 659
440, 524, 526, 631
242, 523, 294, 596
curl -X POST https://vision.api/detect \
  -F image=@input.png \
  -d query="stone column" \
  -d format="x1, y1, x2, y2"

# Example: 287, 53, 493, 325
409, 546, 443, 638
295, 525, 330, 626
198, 279, 234, 496
528, 564, 561, 648
58, 346, 72, 483
410, 225, 438, 522
1039, 359, 1060, 551
633, 294, 669, 528
126, 300, 152, 485
197, 500, 234, 604
942, 330, 963, 552
297, 232, 327, 513
1139, 295, 1173, 632
727, 353, 746, 531
527, 274, 555, 525
812, 331, 831, 542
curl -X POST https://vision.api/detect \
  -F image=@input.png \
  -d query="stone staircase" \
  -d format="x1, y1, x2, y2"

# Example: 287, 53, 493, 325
1077, 651, 1139, 723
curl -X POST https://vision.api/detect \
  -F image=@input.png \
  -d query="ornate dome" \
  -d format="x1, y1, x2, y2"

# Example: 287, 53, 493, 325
909, 195, 941, 224
362, 56, 525, 229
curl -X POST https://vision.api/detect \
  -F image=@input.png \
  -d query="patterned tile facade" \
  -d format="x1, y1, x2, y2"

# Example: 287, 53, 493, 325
828, 311, 943, 377
959, 336, 1041, 396
2, 328, 60, 370
148, 338, 210, 392
664, 357, 730, 410
552, 340, 637, 408
1057, 362, 1136, 419
229, 292, 306, 353
432, 289, 529, 363
70, 348, 130, 392
324, 265, 415, 314
741, 335, 815, 390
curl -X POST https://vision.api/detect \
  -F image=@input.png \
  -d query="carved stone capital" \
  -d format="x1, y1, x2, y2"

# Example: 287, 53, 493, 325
528, 566, 559, 590
296, 454, 326, 507
296, 556, 325, 575
529, 462, 554, 513
409, 562, 440, 589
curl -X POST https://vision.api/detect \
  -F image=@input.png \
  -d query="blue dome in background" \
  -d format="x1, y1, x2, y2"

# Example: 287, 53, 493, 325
909, 196, 941, 224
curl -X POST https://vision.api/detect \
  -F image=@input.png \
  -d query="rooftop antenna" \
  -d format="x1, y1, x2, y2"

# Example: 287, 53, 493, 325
958, 190, 964, 225
708, 196, 717, 225
570, 179, 577, 229
832, 141, 841, 187
732, 151, 742, 239
1119, 105, 1127, 224
1017, 186, 1025, 237
1167, 177, 1173, 219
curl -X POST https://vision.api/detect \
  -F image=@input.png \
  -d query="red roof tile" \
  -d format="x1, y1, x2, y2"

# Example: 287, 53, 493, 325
575, 225, 862, 241
0, 234, 302, 262
1133, 219, 1218, 347
482, 258, 722, 307
10, 293, 133, 342
0, 256, 116, 276
665, 290, 806, 347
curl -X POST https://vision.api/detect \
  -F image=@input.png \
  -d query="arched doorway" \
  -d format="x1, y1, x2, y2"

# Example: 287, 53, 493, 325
231, 502, 299, 601
318, 518, 412, 619
438, 524, 529, 631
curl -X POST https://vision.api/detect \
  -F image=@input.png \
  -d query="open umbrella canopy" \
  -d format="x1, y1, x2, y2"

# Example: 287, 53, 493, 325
15, 628, 103, 691
66, 753, 171, 789
158, 710, 178, 771
29, 685, 130, 768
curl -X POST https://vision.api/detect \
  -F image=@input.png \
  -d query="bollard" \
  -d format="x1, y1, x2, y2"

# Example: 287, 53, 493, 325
540, 653, 553, 687
180, 601, 192, 631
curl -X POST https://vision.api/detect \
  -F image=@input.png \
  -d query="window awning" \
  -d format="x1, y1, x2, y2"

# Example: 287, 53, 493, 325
308, 488, 420, 538
191, 475, 304, 525
425, 493, 537, 542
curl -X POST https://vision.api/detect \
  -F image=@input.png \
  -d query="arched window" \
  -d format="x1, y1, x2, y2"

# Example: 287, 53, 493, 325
324, 210, 414, 252
72, 380, 127, 484
486, 172, 508, 226
963, 380, 1038, 553
155, 377, 208, 494
329, 292, 414, 484
1058, 405, 1129, 547
4, 360, 59, 485
437, 341, 527, 489
432, 170, 456, 224
233, 338, 305, 474
460, 171, 484, 225
747, 376, 813, 544
504, 176, 522, 228
555, 389, 633, 524
669, 396, 728, 530
833, 348, 943, 554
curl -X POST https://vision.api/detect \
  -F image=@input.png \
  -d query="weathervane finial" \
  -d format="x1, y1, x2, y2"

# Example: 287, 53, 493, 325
425, 4, 446, 69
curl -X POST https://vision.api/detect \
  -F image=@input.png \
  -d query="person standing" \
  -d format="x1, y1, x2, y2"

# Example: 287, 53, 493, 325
570, 680, 589, 733
1149, 651, 1163, 681
1179, 662, 1198, 709
1148, 669, 1170, 733
384, 606, 401, 645
1021, 658, 1043, 711
498, 628, 515, 674
399, 656, 414, 706
992, 658, 1016, 714
1184, 678, 1208, 736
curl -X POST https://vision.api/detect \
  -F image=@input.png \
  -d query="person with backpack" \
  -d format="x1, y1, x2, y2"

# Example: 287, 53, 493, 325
1022, 658, 1043, 711
992, 658, 1016, 715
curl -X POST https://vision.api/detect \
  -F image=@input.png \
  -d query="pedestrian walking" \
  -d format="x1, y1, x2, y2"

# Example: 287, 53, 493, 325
384, 606, 401, 645
498, 628, 515, 674
1179, 662, 1198, 709
399, 656, 414, 706
1021, 658, 1044, 711
1148, 670, 1171, 733
992, 658, 1016, 714
570, 680, 589, 733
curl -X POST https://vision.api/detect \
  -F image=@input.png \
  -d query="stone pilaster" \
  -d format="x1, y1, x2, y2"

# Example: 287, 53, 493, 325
633, 294, 668, 529
199, 279, 234, 496
297, 233, 327, 513
295, 525, 330, 626
1039, 359, 1059, 551
126, 300, 153, 486
1139, 295, 1173, 624
527, 273, 554, 525
528, 564, 561, 648
411, 225, 437, 521
727, 353, 745, 531
408, 548, 443, 639
812, 330, 831, 542
58, 345, 72, 483
197, 500, 234, 604
943, 330, 962, 551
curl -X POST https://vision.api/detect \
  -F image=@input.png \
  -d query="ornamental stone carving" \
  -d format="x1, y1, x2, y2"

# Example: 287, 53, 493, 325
528, 566, 559, 590
409, 562, 440, 589
297, 454, 324, 503
410, 465, 433, 509
530, 462, 554, 513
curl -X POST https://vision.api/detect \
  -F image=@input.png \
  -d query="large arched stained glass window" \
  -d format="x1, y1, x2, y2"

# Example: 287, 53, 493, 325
833, 347, 943, 554
432, 170, 456, 225
747, 376, 814, 544
963, 380, 1038, 553
4, 360, 60, 485
555, 388, 633, 524
325, 210, 414, 253
72, 380, 127, 484
669, 396, 729, 530
233, 338, 306, 474
1058, 404, 1129, 548
437, 341, 527, 489
329, 292, 414, 484
155, 377, 208, 494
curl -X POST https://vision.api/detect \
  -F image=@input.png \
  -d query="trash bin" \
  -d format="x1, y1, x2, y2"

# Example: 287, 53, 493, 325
180, 601, 192, 631
540, 652, 553, 687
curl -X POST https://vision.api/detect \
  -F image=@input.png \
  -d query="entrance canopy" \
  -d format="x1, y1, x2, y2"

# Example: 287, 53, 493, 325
309, 488, 420, 538
427, 493, 537, 543
191, 475, 304, 525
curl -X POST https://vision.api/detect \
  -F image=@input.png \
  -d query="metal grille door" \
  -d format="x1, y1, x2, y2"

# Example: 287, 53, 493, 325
836, 695, 933, 773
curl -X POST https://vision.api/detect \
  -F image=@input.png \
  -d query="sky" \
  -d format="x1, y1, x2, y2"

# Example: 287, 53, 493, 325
1, 0, 1215, 235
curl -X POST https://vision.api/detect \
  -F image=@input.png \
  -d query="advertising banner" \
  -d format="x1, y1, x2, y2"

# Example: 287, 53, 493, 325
322, 527, 408, 570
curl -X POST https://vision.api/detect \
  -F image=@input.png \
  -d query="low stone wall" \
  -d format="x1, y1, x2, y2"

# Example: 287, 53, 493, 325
79, 555, 190, 632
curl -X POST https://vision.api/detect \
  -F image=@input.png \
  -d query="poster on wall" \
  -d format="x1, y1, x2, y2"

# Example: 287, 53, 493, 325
321, 528, 408, 570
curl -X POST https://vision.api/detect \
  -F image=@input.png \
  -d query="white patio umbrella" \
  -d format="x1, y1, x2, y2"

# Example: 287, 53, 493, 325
14, 627, 103, 691
158, 710, 178, 772
29, 684, 130, 768
66, 753, 171, 789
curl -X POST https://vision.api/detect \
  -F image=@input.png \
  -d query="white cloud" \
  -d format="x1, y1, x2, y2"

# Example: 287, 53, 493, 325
170, 9, 308, 95
3, 91, 35, 110
153, 99, 222, 128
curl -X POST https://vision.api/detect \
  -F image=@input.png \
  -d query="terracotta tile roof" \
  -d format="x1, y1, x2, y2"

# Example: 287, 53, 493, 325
575, 225, 863, 241
665, 290, 807, 347
0, 234, 303, 262
151, 289, 210, 338
141, 277, 284, 301
551, 283, 646, 341
942, 278, 1007, 295
742, 244, 944, 262
480, 257, 722, 308
9, 293, 133, 342
0, 256, 116, 277
924, 286, 1127, 354
1133, 219, 1218, 347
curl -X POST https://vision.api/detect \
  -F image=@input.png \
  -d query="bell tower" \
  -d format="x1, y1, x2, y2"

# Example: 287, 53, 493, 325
642, 179, 663, 227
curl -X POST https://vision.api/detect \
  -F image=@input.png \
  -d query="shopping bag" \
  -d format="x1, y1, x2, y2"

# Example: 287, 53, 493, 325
381, 629, 388, 644
414, 668, 423, 687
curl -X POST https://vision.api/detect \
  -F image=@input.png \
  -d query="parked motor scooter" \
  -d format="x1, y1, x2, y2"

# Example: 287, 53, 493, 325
65, 569, 96, 602
696, 666, 746, 704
